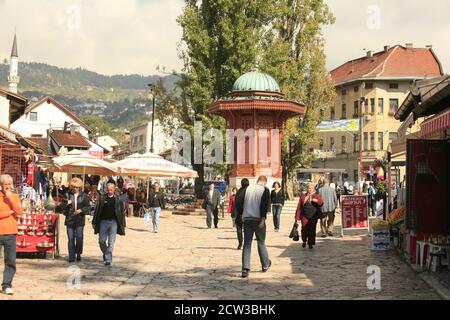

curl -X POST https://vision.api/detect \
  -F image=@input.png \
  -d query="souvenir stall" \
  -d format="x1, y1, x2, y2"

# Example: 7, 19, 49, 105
393, 75, 450, 271
16, 196, 60, 258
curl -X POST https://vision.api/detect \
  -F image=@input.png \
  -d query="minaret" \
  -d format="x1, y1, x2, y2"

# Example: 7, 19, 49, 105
8, 33, 20, 94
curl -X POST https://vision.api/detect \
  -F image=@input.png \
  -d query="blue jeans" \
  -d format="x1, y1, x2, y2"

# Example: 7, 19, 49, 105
99, 220, 117, 263
242, 220, 270, 271
0, 235, 16, 289
272, 205, 282, 230
150, 207, 161, 232
66, 225, 84, 261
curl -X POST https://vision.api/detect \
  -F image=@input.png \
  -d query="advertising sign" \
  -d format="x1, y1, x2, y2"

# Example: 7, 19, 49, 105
317, 119, 359, 132
340, 195, 369, 236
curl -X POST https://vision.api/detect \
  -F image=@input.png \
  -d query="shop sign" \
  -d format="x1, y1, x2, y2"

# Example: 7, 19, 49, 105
340, 195, 369, 236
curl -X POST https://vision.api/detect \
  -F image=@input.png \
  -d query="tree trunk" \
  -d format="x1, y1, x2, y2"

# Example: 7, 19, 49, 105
194, 163, 205, 199
282, 166, 288, 201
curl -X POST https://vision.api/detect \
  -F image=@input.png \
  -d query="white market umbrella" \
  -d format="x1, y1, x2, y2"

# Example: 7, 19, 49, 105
50, 150, 117, 185
115, 152, 197, 179
114, 152, 198, 202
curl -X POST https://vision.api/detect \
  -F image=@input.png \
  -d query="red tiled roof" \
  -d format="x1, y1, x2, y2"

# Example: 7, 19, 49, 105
23, 137, 49, 154
330, 45, 443, 86
25, 96, 92, 133
49, 130, 91, 148
0, 87, 28, 102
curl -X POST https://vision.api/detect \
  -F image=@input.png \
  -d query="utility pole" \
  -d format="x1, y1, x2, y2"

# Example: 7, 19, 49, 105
148, 83, 156, 153
358, 82, 365, 194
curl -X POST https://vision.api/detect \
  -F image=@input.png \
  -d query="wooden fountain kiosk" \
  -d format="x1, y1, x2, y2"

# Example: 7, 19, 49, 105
208, 71, 306, 188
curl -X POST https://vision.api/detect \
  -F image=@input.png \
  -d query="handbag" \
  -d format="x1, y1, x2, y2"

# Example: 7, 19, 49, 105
289, 221, 300, 241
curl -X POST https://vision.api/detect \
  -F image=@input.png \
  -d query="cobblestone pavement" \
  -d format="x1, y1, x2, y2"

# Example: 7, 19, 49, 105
1, 212, 440, 300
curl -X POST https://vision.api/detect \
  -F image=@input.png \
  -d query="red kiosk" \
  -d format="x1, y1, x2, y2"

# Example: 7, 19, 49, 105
208, 71, 305, 187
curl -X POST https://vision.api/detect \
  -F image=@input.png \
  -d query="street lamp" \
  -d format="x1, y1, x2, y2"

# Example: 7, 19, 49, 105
147, 83, 156, 153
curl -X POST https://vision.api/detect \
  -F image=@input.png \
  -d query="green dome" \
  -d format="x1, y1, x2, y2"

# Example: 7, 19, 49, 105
232, 71, 281, 93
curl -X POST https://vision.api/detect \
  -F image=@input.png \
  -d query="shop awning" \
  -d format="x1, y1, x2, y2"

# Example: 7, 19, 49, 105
420, 107, 450, 137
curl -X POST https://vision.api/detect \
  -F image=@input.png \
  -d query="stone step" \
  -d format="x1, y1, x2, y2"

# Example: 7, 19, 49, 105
172, 210, 205, 216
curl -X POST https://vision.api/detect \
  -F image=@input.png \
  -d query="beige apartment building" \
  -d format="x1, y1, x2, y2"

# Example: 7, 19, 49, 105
310, 44, 443, 183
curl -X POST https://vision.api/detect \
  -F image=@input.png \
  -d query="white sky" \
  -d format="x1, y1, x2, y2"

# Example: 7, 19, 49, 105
0, 0, 449, 76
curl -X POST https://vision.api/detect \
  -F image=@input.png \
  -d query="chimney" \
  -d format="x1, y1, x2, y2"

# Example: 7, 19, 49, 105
384, 45, 390, 52
366, 50, 373, 58
70, 124, 80, 135
405, 43, 413, 50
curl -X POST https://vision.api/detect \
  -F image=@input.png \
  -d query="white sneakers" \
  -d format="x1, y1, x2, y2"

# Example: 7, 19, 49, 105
2, 287, 13, 295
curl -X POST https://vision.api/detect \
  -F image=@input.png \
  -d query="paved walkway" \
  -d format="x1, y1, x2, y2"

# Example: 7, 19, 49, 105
1, 212, 440, 300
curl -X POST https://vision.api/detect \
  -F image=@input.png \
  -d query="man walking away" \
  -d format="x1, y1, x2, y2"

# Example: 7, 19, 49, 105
237, 176, 271, 278
318, 179, 338, 237
93, 181, 126, 266
202, 183, 221, 229
147, 182, 165, 233
233, 179, 250, 250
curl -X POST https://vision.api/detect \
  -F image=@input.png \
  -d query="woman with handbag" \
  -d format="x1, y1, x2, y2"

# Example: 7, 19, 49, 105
60, 178, 91, 262
295, 183, 324, 249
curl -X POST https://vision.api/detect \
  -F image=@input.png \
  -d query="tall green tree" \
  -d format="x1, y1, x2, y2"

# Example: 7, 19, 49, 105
171, 0, 275, 197
157, 0, 335, 199
260, 0, 336, 199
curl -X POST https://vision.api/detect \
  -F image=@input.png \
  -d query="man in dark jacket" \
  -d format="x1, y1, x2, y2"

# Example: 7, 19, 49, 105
202, 182, 221, 229
147, 182, 165, 233
92, 181, 126, 266
232, 178, 249, 250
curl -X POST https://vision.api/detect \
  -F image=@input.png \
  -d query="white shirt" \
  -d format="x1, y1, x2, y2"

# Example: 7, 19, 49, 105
74, 193, 78, 211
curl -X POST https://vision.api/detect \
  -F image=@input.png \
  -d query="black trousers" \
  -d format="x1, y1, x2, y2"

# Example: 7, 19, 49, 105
301, 215, 318, 246
236, 223, 243, 247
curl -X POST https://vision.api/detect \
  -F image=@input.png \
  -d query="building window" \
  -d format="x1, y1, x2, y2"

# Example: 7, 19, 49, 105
378, 98, 384, 114
389, 98, 399, 114
365, 83, 373, 89
370, 98, 375, 114
354, 135, 359, 152
330, 137, 335, 150
378, 132, 384, 150
342, 89, 347, 95
353, 101, 359, 117
330, 108, 335, 120
319, 139, 324, 150
139, 135, 144, 146
30, 112, 37, 121
364, 99, 369, 114
364, 132, 368, 151
370, 132, 375, 150
341, 136, 347, 153
341, 104, 346, 119
389, 83, 399, 89
389, 132, 399, 142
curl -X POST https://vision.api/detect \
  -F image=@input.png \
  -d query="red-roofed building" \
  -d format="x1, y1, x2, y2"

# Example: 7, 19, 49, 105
10, 96, 92, 139
311, 44, 443, 184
